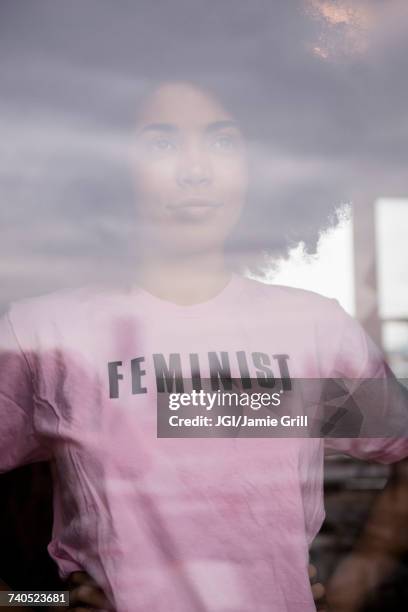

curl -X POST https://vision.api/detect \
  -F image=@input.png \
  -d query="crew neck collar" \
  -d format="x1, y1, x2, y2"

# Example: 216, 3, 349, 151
128, 272, 245, 317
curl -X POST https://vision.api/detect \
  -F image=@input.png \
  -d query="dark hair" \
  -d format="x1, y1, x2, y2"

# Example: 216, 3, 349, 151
106, 72, 345, 279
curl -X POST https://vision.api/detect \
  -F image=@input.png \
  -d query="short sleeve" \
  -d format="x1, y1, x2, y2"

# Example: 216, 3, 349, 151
322, 299, 408, 464
0, 310, 51, 472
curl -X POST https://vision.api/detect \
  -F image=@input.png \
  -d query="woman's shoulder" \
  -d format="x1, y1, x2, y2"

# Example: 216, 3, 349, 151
7, 283, 102, 312
239, 275, 341, 317
4, 283, 119, 337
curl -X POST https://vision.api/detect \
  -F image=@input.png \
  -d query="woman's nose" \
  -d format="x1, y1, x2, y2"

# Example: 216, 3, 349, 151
176, 146, 212, 188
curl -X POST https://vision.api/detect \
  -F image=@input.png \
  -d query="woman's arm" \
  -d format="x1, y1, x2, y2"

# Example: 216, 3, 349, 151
326, 459, 408, 612
66, 572, 114, 611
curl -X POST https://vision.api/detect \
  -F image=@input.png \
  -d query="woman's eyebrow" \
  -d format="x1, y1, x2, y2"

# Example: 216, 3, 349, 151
137, 120, 240, 135
205, 120, 240, 133
138, 123, 179, 134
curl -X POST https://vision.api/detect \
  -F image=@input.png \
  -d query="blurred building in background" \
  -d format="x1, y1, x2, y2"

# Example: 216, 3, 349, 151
313, 195, 408, 610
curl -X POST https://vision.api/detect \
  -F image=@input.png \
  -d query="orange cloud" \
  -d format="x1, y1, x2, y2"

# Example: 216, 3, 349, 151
306, 0, 376, 59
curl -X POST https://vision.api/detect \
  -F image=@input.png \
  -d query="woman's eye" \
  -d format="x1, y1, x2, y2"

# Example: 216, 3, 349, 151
150, 137, 177, 152
211, 134, 239, 151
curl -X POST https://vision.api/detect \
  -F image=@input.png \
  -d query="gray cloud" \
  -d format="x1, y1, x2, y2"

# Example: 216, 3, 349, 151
0, 0, 407, 309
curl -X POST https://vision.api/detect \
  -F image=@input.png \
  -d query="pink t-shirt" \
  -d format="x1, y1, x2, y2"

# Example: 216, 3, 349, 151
0, 274, 407, 611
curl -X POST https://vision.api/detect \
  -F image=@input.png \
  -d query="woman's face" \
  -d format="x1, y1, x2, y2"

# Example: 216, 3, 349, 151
131, 81, 249, 255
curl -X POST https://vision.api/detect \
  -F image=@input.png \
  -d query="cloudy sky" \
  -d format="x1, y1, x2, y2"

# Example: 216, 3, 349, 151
1, 0, 407, 313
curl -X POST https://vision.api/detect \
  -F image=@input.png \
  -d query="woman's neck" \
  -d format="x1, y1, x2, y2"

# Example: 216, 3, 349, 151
134, 249, 232, 306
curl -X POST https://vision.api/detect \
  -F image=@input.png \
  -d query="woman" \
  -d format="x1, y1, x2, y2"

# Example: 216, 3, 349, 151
0, 79, 407, 612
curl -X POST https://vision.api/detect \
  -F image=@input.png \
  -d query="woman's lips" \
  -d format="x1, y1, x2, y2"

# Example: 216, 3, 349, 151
167, 199, 222, 210
166, 199, 223, 222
